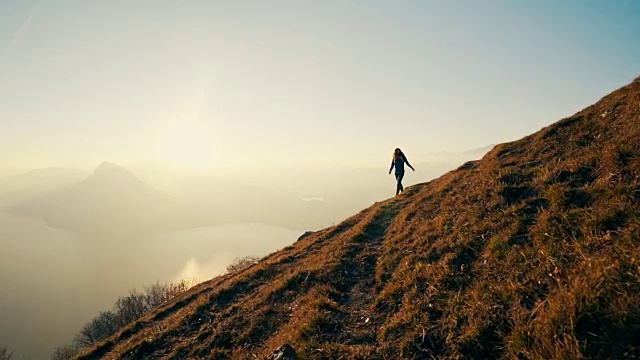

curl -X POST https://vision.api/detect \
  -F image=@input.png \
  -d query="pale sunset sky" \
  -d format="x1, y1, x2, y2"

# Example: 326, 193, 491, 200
1, 1, 639, 171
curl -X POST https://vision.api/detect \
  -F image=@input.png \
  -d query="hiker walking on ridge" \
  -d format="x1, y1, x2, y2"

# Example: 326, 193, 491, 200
389, 148, 415, 195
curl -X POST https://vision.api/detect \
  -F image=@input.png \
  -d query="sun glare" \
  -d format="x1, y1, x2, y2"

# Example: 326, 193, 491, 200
153, 120, 219, 169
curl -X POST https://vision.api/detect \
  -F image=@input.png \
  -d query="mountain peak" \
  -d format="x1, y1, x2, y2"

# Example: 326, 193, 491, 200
93, 161, 129, 175
11, 161, 170, 236
90, 162, 143, 184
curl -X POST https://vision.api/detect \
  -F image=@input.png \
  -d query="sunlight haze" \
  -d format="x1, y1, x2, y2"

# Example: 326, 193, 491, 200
1, 1, 639, 359
2, 1, 638, 170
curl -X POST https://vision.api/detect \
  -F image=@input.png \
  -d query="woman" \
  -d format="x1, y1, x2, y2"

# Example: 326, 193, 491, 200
389, 148, 415, 195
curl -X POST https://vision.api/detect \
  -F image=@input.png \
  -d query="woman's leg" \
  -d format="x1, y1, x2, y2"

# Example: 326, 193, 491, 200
395, 172, 404, 195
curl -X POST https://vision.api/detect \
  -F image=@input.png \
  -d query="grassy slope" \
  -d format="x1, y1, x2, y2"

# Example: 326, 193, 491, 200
78, 77, 640, 359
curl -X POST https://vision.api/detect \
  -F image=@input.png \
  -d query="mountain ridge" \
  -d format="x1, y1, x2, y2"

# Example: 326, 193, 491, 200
92, 161, 141, 179
0, 167, 88, 206
9, 162, 174, 236
77, 77, 640, 359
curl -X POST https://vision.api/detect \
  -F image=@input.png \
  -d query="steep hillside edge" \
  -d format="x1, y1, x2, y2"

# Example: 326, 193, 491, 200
78, 77, 640, 359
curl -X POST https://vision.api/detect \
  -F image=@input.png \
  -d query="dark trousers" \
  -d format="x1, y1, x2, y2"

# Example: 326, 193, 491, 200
395, 171, 405, 195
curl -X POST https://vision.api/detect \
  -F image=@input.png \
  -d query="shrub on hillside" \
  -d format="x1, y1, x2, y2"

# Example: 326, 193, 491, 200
0, 347, 13, 360
50, 344, 79, 360
144, 281, 189, 308
226, 256, 260, 273
75, 311, 119, 347
51, 280, 192, 359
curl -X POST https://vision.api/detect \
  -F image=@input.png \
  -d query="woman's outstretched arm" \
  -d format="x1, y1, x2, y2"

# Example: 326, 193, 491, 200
389, 159, 395, 174
405, 157, 415, 171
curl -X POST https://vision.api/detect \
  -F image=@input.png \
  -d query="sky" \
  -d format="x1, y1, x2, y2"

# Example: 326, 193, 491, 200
1, 0, 639, 172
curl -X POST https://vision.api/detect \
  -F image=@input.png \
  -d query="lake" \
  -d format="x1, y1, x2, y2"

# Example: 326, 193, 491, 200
0, 211, 300, 359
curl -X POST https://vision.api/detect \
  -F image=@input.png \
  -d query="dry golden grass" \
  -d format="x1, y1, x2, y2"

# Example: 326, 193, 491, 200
77, 77, 640, 359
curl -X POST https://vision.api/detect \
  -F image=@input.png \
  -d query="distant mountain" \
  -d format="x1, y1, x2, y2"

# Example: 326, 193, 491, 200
0, 167, 89, 206
168, 176, 340, 230
464, 144, 496, 154
10, 162, 175, 236
80, 77, 640, 359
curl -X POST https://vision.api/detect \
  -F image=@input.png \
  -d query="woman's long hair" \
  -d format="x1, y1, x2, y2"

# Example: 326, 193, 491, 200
393, 148, 406, 161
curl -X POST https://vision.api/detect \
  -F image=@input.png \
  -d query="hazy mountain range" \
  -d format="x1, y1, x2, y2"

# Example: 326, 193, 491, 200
9, 163, 174, 236
2, 148, 490, 237
0, 167, 88, 205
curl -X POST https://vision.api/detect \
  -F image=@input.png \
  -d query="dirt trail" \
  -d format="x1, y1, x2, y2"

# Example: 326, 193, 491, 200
335, 202, 402, 346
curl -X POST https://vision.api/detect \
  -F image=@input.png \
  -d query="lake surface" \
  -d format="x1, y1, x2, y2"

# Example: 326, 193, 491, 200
0, 211, 299, 359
